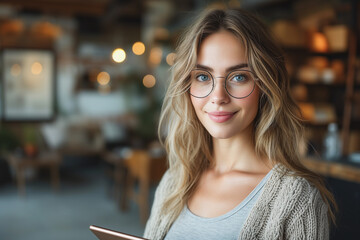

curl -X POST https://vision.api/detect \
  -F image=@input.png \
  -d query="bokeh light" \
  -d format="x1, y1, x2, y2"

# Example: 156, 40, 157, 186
166, 52, 176, 66
112, 48, 126, 63
132, 41, 145, 55
97, 71, 110, 85
143, 74, 156, 88
311, 32, 328, 53
31, 62, 42, 75
149, 47, 162, 65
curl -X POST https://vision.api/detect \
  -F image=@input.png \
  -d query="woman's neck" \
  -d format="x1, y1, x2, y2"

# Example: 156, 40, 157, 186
211, 128, 271, 174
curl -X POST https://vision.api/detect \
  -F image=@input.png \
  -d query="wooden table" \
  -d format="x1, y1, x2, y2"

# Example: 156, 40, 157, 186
302, 156, 360, 183
6, 152, 61, 196
103, 149, 167, 224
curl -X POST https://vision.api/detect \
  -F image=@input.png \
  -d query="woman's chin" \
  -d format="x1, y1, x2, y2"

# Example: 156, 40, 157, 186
208, 131, 234, 140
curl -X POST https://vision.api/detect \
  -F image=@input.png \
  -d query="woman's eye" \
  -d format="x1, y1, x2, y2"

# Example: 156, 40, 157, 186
233, 74, 245, 82
197, 74, 209, 82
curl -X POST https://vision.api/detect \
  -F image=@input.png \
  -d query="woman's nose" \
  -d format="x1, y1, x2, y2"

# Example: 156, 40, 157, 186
210, 78, 230, 104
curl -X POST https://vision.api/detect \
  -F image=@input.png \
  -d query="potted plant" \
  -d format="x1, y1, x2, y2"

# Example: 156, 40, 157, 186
23, 125, 39, 158
0, 126, 20, 185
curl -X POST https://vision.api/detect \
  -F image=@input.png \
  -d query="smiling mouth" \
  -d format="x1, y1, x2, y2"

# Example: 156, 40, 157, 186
207, 111, 237, 123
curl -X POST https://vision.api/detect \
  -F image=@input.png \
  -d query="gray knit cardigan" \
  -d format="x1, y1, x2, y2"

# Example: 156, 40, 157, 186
144, 165, 329, 240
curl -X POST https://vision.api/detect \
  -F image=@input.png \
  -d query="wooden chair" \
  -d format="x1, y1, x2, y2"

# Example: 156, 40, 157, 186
123, 150, 167, 224
102, 150, 128, 210
6, 151, 61, 196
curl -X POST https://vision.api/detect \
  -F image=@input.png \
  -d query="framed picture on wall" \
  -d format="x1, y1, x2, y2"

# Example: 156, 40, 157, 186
1, 48, 56, 122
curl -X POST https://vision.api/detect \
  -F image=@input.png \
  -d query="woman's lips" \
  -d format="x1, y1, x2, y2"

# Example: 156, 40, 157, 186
207, 111, 236, 123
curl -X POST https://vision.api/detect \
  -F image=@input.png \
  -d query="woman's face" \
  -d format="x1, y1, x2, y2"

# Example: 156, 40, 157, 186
190, 30, 260, 139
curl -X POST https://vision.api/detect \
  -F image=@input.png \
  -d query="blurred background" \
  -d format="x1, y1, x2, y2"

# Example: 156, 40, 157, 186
0, 0, 359, 239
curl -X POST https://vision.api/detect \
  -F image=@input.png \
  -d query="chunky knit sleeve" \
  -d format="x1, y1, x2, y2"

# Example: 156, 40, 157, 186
284, 183, 329, 239
239, 167, 330, 240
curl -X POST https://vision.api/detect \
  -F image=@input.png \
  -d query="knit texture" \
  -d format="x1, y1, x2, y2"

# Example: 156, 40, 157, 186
144, 165, 329, 240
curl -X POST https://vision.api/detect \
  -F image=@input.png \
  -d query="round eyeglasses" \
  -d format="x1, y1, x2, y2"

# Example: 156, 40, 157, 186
189, 69, 258, 99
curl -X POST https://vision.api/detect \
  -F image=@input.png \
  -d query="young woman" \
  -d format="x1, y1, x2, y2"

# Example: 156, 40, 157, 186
144, 8, 336, 240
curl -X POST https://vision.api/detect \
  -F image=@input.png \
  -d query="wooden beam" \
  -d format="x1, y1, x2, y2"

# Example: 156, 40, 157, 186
0, 0, 110, 16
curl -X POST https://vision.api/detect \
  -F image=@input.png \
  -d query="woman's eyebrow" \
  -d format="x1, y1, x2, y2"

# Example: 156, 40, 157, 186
226, 64, 248, 72
195, 63, 249, 72
195, 64, 213, 71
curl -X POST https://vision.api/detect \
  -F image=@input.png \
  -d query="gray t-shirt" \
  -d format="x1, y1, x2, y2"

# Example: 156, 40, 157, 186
164, 169, 273, 240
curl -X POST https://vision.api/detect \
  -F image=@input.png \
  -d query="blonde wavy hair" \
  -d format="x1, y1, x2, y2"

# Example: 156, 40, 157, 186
158, 8, 336, 224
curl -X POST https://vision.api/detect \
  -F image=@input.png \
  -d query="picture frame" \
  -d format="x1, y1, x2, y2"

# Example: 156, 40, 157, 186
0, 48, 56, 122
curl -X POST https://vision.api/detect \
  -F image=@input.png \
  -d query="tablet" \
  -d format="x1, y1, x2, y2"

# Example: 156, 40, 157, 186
89, 225, 148, 240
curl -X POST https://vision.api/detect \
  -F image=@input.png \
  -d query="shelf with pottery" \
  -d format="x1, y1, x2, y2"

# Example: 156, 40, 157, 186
288, 29, 359, 156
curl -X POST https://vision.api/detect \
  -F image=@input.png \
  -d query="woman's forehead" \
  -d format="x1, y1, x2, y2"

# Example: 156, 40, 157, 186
196, 31, 247, 72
